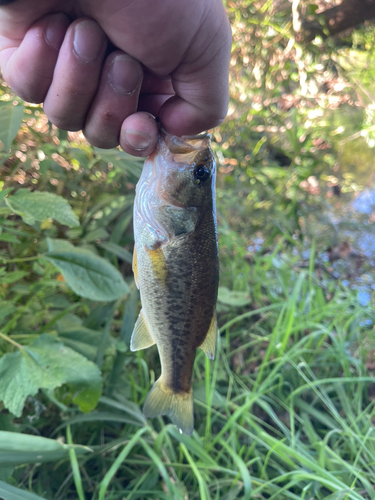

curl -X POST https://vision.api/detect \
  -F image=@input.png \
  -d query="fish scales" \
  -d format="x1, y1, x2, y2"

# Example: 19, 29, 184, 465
141, 217, 218, 392
131, 129, 219, 435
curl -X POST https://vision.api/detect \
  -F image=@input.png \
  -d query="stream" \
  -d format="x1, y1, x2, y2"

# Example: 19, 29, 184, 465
303, 137, 375, 308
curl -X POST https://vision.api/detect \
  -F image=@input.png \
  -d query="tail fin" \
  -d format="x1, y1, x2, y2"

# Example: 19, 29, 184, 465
143, 377, 194, 435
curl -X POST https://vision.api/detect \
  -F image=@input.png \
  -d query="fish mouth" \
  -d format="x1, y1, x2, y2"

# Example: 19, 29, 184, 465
160, 127, 211, 159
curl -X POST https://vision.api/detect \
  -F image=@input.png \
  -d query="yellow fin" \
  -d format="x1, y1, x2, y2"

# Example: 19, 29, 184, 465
130, 309, 155, 351
199, 314, 218, 360
143, 377, 194, 435
132, 246, 139, 289
147, 246, 168, 286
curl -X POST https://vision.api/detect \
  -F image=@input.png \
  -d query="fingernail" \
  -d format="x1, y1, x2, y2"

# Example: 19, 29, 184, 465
45, 13, 68, 50
123, 130, 152, 151
108, 55, 142, 95
73, 20, 106, 63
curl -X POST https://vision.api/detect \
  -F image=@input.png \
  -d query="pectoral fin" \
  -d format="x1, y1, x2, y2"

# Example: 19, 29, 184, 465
199, 314, 218, 360
130, 309, 155, 351
132, 246, 139, 288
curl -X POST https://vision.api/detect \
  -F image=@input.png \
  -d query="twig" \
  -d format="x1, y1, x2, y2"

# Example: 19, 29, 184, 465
0, 254, 42, 264
0, 331, 22, 349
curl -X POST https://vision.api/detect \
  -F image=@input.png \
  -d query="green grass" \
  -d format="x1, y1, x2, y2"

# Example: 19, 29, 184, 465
3, 244, 374, 500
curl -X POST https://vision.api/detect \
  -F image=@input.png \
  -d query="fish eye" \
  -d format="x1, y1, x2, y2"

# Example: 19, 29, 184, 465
194, 164, 210, 183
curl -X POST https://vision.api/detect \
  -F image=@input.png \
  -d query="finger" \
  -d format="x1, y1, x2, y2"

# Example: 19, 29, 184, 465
120, 111, 158, 157
43, 18, 107, 131
0, 13, 69, 103
138, 93, 173, 117
140, 71, 174, 95
159, 10, 232, 136
83, 51, 143, 149
138, 71, 174, 117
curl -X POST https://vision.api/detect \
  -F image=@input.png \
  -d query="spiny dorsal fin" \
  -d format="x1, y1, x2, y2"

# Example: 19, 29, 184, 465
132, 246, 139, 289
130, 309, 155, 351
199, 314, 218, 360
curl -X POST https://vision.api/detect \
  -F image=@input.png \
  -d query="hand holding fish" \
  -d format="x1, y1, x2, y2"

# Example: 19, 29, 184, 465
0, 0, 231, 156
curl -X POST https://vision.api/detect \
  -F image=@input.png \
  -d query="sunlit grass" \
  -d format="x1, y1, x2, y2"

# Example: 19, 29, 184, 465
14, 245, 371, 500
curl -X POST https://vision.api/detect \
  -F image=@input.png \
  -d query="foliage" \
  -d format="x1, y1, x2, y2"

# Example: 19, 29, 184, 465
0, 334, 102, 417
0, 1, 374, 499
217, 0, 375, 240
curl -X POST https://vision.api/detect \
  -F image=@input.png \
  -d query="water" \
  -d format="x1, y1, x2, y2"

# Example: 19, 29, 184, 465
304, 137, 375, 306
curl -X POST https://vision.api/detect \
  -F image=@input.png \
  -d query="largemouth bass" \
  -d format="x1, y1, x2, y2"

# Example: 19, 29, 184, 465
131, 130, 219, 435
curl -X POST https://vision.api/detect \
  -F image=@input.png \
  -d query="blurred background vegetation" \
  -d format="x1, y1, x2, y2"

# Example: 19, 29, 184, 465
0, 0, 374, 499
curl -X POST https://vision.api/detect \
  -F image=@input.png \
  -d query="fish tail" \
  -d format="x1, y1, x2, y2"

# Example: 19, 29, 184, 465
143, 377, 194, 435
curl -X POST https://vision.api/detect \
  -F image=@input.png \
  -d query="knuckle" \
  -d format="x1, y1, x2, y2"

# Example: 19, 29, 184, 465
17, 89, 44, 105
5, 80, 45, 104
97, 108, 121, 125
45, 113, 82, 132
83, 129, 118, 149
205, 107, 228, 128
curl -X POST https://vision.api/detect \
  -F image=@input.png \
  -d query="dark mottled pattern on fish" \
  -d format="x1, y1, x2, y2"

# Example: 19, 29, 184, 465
139, 211, 218, 393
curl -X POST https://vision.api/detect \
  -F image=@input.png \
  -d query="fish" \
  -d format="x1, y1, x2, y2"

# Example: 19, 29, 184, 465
130, 129, 219, 435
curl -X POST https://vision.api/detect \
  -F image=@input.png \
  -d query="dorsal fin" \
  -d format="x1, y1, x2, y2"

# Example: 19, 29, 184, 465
199, 314, 218, 360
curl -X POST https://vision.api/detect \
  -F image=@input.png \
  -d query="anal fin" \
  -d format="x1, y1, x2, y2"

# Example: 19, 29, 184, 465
130, 309, 155, 351
199, 313, 218, 360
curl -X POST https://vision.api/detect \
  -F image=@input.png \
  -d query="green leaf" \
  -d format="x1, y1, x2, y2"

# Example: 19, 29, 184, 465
0, 431, 90, 466
0, 101, 24, 151
0, 301, 16, 325
0, 270, 28, 284
0, 187, 13, 203
58, 326, 107, 361
0, 232, 20, 243
262, 167, 287, 179
94, 147, 143, 178
193, 383, 225, 408
98, 241, 133, 264
5, 189, 79, 227
47, 237, 75, 252
0, 480, 48, 500
0, 467, 13, 482
46, 239, 129, 301
217, 286, 251, 307
0, 334, 103, 417
84, 227, 109, 242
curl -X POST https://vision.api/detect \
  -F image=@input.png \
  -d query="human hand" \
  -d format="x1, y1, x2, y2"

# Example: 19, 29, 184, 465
0, 0, 231, 156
